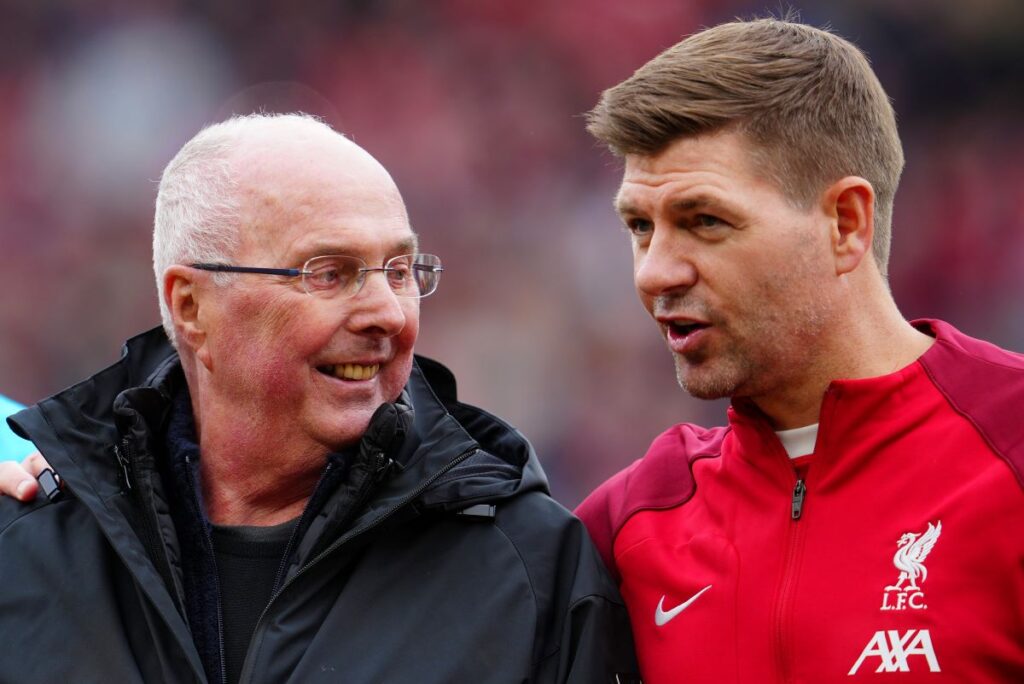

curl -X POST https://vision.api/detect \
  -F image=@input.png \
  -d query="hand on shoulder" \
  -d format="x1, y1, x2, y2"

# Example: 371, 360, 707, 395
0, 452, 49, 501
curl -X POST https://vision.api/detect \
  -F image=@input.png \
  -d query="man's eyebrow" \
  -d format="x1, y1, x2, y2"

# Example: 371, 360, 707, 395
613, 197, 640, 216
399, 232, 420, 254
668, 195, 724, 213
613, 195, 725, 217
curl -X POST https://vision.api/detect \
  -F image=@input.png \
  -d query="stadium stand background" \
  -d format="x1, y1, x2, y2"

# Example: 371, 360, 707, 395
1, 0, 1022, 503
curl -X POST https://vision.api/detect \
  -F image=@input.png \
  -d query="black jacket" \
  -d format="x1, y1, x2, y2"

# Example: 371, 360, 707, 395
0, 328, 638, 683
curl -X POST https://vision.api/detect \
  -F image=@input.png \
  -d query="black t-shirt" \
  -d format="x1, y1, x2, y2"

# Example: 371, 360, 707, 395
210, 518, 297, 684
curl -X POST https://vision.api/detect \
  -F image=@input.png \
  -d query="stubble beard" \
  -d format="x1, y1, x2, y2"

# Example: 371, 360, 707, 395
661, 226, 838, 403
673, 341, 755, 400
669, 291, 833, 403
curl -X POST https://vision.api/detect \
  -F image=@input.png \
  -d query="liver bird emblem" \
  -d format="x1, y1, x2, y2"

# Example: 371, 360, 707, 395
886, 521, 942, 591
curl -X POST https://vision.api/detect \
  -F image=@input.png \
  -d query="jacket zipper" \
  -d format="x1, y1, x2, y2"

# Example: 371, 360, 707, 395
270, 461, 337, 594
269, 446, 477, 603
114, 439, 134, 491
774, 476, 808, 684
774, 387, 838, 681
238, 445, 478, 683
791, 479, 806, 520
116, 439, 173, 576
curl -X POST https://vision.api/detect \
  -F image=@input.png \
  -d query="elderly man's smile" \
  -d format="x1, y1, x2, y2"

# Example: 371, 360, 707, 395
316, 363, 382, 381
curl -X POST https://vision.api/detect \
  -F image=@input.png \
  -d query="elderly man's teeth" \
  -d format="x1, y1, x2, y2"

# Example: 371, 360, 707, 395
333, 363, 380, 380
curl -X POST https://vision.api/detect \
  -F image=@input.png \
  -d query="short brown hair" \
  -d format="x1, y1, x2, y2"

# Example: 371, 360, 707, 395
586, 18, 904, 273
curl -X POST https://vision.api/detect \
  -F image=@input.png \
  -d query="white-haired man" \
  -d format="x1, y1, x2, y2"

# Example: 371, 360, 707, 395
0, 114, 638, 683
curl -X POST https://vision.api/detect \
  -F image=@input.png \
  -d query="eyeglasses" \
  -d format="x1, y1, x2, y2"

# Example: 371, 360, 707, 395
190, 253, 443, 299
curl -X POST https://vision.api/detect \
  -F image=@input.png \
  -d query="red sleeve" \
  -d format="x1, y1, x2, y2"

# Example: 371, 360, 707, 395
575, 424, 728, 584
917, 318, 1024, 490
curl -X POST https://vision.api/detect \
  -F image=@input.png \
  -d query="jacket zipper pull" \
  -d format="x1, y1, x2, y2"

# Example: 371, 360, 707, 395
114, 441, 133, 491
374, 450, 400, 479
791, 479, 806, 520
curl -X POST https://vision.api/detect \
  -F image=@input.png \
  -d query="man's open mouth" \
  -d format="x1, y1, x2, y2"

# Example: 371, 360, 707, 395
668, 321, 710, 338
317, 363, 381, 381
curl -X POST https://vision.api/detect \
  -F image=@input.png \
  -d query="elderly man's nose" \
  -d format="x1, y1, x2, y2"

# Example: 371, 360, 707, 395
351, 273, 408, 336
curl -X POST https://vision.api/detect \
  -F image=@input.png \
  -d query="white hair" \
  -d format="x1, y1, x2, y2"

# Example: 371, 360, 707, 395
152, 112, 335, 345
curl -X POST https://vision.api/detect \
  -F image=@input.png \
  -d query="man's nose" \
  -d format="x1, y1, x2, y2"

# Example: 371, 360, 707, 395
348, 271, 408, 336
634, 232, 698, 297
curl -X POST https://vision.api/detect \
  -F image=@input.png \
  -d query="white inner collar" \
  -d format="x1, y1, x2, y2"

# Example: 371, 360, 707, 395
775, 423, 819, 459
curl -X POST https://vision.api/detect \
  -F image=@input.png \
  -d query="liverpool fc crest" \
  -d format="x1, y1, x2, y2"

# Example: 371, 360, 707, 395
880, 521, 941, 611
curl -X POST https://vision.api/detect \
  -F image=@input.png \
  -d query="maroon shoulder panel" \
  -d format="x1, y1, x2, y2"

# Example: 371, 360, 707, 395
916, 318, 1024, 490
575, 423, 728, 583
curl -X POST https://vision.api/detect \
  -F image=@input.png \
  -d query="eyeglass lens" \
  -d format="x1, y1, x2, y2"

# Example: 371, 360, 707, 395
302, 254, 441, 298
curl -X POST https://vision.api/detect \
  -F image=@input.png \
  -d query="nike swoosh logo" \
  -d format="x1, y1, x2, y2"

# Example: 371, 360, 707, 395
655, 585, 712, 626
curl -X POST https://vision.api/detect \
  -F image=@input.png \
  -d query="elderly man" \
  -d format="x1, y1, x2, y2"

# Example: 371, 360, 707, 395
574, 17, 1024, 683
0, 114, 637, 683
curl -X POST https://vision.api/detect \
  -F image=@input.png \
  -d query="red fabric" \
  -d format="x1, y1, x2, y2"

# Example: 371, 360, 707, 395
576, 320, 1024, 682
574, 424, 726, 583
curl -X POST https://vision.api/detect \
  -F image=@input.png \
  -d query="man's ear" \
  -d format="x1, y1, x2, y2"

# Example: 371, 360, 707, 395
164, 265, 213, 370
824, 176, 875, 276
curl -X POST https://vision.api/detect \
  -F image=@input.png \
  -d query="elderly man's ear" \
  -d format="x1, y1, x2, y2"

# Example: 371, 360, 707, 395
163, 266, 213, 370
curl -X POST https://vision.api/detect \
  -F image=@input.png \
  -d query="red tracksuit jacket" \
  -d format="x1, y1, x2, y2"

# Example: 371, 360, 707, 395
577, 320, 1024, 683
